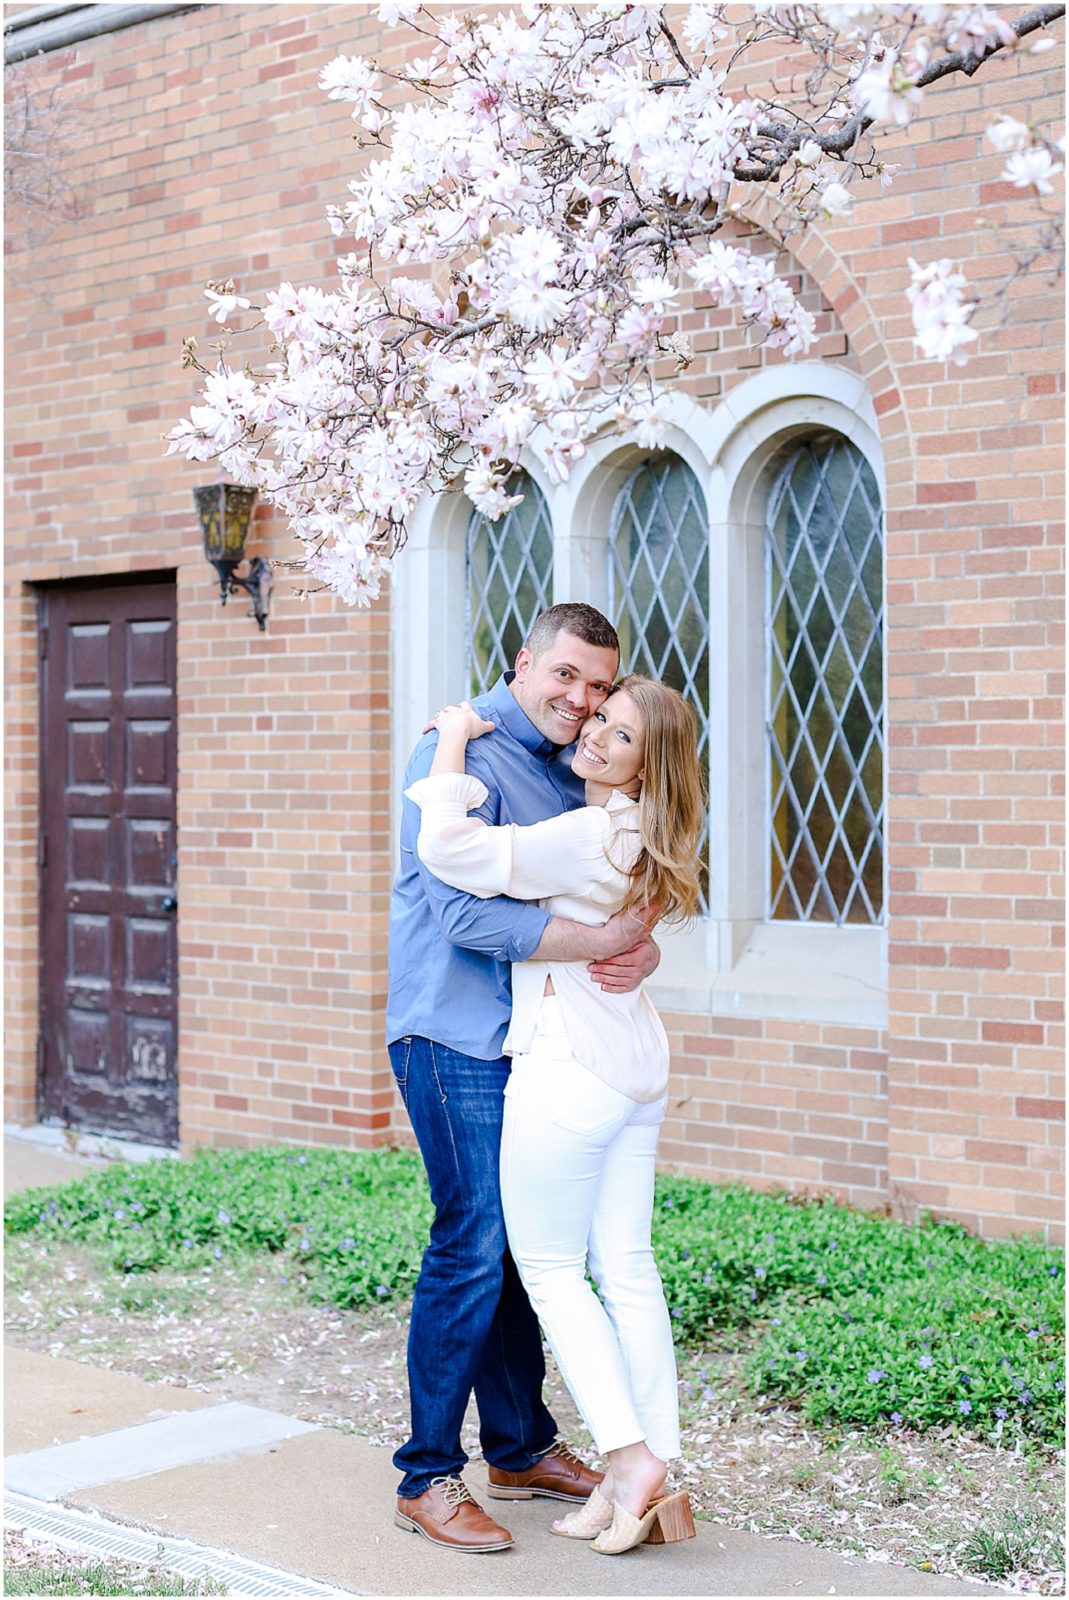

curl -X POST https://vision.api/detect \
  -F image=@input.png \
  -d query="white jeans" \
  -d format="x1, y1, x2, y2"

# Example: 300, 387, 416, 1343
499, 995, 681, 1462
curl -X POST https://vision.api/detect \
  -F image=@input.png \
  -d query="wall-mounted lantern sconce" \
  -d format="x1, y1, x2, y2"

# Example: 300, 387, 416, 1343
193, 482, 273, 631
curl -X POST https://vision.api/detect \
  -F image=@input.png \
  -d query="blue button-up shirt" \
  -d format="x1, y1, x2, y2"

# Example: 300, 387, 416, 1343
387, 674, 586, 1059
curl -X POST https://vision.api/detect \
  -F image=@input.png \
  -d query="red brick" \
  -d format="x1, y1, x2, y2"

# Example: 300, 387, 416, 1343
1016, 1098, 1065, 1121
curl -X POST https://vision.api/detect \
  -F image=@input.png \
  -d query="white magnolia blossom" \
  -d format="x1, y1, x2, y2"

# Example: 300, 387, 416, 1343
906, 256, 978, 363
169, 2, 1064, 606
1003, 146, 1064, 196
985, 113, 1065, 195
987, 114, 1034, 155
851, 45, 927, 126
203, 284, 251, 325
820, 181, 854, 216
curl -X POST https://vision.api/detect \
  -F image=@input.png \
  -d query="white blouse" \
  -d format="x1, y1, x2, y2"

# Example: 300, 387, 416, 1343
405, 772, 669, 1102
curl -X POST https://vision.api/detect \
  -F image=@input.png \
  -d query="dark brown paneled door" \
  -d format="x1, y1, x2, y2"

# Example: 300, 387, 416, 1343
39, 578, 178, 1145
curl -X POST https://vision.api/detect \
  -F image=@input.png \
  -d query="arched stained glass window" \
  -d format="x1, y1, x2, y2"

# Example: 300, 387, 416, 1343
465, 473, 553, 696
766, 437, 884, 925
609, 454, 711, 908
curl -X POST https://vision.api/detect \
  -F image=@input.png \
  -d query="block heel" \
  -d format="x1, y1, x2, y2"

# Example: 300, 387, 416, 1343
652, 1491, 695, 1543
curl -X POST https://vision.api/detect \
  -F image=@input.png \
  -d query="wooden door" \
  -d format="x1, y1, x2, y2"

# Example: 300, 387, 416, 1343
38, 577, 179, 1145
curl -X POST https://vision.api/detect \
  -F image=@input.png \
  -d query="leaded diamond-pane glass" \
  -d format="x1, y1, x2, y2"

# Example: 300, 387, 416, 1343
766, 438, 884, 925
466, 474, 553, 695
609, 455, 710, 909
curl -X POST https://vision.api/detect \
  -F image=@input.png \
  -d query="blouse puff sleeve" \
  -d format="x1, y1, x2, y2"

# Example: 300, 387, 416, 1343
405, 772, 615, 902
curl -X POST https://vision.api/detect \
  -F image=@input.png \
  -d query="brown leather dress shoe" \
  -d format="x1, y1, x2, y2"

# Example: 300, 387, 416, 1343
487, 1441, 605, 1504
395, 1477, 514, 1552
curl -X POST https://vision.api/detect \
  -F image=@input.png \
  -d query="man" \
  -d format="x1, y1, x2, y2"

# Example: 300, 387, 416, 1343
386, 602, 660, 1553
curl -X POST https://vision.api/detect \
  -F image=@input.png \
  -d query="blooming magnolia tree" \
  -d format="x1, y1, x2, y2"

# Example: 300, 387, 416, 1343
170, 2, 1064, 606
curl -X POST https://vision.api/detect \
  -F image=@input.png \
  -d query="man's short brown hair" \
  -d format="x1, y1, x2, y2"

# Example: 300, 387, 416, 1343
524, 603, 620, 662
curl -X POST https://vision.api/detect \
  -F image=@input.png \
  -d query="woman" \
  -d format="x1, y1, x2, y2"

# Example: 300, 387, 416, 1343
406, 675, 704, 1557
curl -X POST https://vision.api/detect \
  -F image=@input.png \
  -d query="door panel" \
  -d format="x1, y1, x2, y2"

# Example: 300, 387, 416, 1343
39, 578, 178, 1145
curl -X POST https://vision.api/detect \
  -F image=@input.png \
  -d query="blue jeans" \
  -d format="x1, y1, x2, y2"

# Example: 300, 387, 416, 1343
389, 1035, 558, 1499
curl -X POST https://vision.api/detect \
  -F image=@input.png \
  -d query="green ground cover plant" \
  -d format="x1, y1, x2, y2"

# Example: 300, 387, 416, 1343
5, 1146, 1063, 1446
650, 1174, 1064, 1444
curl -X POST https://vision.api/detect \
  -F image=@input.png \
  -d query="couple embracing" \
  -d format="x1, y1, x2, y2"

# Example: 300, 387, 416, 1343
386, 602, 704, 1557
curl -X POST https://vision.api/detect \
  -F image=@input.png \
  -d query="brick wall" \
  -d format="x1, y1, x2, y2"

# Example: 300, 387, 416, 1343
4, 6, 1063, 1239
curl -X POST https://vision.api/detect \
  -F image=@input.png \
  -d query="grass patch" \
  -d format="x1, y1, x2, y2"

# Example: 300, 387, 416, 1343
959, 1508, 1065, 1581
3, 1554, 223, 1595
6, 1146, 1063, 1445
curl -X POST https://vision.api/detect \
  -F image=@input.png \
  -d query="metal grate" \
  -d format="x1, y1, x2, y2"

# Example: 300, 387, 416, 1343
465, 474, 553, 696
766, 437, 885, 925
608, 455, 711, 910
4, 1491, 359, 1597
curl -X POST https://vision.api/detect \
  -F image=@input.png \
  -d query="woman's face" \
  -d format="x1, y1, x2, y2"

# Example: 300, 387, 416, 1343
572, 690, 646, 795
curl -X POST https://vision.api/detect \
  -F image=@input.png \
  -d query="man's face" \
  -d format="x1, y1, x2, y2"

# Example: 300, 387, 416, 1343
511, 630, 619, 746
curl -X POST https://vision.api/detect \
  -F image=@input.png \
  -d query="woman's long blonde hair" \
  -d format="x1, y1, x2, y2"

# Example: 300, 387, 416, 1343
612, 674, 706, 926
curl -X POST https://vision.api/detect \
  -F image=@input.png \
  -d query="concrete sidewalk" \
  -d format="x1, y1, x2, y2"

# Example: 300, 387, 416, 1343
3, 1135, 1000, 1598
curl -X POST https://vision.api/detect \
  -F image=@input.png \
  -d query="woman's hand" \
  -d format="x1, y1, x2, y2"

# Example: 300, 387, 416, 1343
427, 702, 496, 741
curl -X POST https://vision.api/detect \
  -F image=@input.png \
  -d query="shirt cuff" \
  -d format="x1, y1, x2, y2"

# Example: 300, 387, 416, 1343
405, 774, 490, 812
499, 904, 551, 964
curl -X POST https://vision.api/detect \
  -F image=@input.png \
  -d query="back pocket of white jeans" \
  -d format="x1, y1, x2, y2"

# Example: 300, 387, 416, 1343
544, 1060, 629, 1139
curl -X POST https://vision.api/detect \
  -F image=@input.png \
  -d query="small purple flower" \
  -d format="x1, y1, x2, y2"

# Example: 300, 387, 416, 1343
958, 1399, 972, 1415
702, 1386, 715, 1399
995, 1406, 1007, 1419
1018, 1390, 1033, 1405
890, 1412, 903, 1424
375, 1284, 389, 1298
1055, 1381, 1065, 1395
919, 1354, 934, 1369
216, 1209, 231, 1226
213, 1246, 222, 1259
297, 1154, 307, 1164
866, 1368, 887, 1384
114, 1208, 125, 1220
183, 1238, 194, 1249
795, 1350, 808, 1362
754, 1267, 766, 1280
1027, 1330, 1039, 1340
816, 1273, 828, 1286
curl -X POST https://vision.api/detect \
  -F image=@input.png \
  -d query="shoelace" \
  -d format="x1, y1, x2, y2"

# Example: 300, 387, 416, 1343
547, 1442, 586, 1470
430, 1476, 476, 1507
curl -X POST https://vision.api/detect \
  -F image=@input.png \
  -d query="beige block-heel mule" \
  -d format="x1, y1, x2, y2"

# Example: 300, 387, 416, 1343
590, 1489, 696, 1555
549, 1485, 615, 1539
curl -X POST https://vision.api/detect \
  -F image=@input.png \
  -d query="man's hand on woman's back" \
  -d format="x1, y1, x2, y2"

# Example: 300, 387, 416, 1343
587, 920, 661, 993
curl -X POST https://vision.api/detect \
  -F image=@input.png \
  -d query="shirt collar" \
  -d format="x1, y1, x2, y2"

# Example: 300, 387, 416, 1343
487, 672, 562, 759
605, 788, 641, 824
